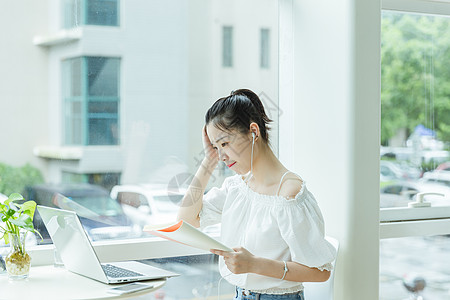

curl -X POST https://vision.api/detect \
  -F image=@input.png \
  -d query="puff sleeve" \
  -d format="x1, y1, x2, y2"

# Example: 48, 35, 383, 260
276, 185, 337, 271
198, 176, 232, 229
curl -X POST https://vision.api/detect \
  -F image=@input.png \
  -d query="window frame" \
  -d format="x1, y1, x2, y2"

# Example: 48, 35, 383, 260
379, 2, 450, 227
63, 56, 120, 146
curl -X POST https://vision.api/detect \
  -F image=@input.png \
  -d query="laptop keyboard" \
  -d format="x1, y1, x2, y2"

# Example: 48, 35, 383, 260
102, 264, 144, 278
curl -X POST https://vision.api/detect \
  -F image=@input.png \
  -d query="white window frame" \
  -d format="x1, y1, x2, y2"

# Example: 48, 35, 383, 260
379, 0, 450, 238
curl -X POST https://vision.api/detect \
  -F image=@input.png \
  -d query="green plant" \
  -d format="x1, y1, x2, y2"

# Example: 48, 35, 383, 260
0, 162, 44, 196
0, 193, 41, 254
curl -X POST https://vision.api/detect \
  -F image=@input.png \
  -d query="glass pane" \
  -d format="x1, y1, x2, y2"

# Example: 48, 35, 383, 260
222, 26, 233, 67
260, 28, 270, 69
88, 101, 118, 114
88, 117, 118, 145
69, 115, 83, 145
0, 1, 279, 244
86, 0, 119, 26
63, 0, 82, 28
380, 235, 450, 299
380, 11, 450, 210
63, 58, 82, 97
141, 254, 235, 299
87, 57, 120, 97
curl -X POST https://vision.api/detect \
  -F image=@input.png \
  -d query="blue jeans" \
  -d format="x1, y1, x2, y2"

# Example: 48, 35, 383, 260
234, 287, 305, 300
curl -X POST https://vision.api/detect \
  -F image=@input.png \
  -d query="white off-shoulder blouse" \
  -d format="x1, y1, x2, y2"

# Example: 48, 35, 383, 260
199, 174, 336, 294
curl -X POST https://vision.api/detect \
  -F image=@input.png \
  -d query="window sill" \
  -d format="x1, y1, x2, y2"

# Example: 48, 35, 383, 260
33, 28, 82, 47
380, 218, 450, 239
380, 206, 450, 222
29, 237, 210, 267
33, 145, 83, 160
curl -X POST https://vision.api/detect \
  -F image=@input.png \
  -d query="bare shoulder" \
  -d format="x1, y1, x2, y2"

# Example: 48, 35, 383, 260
278, 174, 303, 199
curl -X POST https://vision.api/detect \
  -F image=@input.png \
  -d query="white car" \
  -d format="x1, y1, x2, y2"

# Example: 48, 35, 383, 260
421, 170, 450, 188
110, 184, 221, 235
380, 181, 450, 208
110, 184, 187, 226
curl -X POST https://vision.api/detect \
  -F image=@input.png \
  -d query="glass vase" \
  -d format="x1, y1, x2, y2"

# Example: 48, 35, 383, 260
5, 231, 31, 280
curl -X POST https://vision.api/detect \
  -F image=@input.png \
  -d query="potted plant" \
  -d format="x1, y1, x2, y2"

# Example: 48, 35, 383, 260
0, 193, 41, 280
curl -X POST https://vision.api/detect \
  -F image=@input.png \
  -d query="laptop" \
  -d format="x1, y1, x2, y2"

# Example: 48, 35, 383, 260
37, 205, 179, 284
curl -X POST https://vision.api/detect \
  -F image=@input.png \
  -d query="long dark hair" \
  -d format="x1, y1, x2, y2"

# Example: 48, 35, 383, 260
205, 89, 272, 144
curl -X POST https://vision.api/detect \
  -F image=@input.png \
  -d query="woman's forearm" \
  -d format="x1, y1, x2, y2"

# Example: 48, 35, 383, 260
251, 257, 331, 283
176, 158, 217, 227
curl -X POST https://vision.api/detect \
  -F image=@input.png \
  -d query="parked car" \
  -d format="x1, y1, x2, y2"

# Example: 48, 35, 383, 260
380, 160, 421, 182
436, 161, 450, 172
421, 170, 450, 188
23, 183, 140, 242
110, 184, 185, 226
380, 181, 450, 208
111, 183, 221, 235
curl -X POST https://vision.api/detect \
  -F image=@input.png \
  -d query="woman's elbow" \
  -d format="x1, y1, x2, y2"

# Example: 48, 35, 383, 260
316, 270, 331, 282
176, 214, 200, 228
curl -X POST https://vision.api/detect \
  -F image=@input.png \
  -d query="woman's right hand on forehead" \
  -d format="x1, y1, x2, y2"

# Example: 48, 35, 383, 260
202, 125, 219, 166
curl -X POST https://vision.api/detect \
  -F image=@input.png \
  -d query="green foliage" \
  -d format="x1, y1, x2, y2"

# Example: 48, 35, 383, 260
381, 12, 450, 145
0, 162, 44, 196
0, 193, 41, 252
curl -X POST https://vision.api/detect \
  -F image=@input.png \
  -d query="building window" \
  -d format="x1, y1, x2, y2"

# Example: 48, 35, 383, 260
62, 172, 120, 191
260, 28, 270, 69
63, 56, 120, 146
222, 26, 233, 67
63, 0, 119, 28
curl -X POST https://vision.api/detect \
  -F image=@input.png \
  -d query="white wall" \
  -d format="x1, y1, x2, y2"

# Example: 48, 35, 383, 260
0, 1, 50, 174
281, 0, 381, 299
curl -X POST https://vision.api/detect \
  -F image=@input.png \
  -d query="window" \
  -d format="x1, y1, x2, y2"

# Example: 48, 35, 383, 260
0, 0, 279, 259
222, 26, 233, 67
62, 172, 120, 190
63, 0, 119, 28
380, 11, 450, 214
380, 8, 450, 299
86, 0, 119, 26
260, 28, 270, 69
63, 56, 120, 146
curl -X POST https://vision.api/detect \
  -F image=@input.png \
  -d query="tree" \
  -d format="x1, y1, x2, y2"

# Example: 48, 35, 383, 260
0, 162, 44, 196
381, 12, 450, 146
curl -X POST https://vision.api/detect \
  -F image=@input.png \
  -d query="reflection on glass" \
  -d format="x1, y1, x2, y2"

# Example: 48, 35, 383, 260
380, 11, 450, 209
260, 28, 270, 69
1, 1, 279, 243
142, 254, 234, 299
86, 0, 119, 26
380, 236, 450, 299
63, 56, 120, 146
222, 26, 233, 67
63, 0, 119, 28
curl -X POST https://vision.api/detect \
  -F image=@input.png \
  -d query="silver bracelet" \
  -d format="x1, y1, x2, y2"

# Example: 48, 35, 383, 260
281, 261, 288, 280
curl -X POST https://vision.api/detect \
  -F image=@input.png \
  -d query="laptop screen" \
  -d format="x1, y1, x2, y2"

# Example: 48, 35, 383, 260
37, 206, 108, 282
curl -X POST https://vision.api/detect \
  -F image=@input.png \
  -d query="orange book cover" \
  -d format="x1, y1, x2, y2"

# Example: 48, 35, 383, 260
143, 220, 233, 252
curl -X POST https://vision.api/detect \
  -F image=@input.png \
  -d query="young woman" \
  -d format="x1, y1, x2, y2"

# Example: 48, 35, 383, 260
177, 89, 336, 299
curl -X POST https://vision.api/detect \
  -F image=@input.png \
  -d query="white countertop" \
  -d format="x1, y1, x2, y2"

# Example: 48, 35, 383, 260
0, 265, 165, 300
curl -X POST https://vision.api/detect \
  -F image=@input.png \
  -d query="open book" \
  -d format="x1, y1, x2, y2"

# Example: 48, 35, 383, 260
143, 220, 233, 252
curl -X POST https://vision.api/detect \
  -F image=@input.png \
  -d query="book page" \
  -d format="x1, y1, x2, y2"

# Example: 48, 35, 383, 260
143, 220, 233, 252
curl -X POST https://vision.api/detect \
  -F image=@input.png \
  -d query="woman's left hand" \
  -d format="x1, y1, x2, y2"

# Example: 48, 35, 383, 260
211, 247, 257, 274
